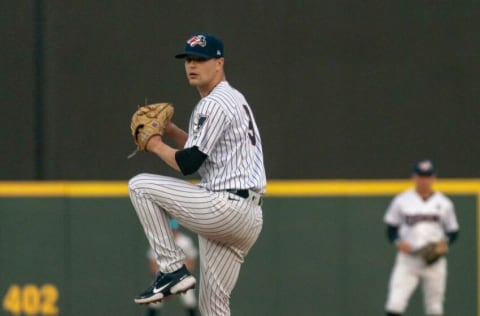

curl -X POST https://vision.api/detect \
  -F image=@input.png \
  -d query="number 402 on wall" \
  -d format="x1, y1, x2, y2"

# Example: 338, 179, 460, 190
2, 284, 59, 316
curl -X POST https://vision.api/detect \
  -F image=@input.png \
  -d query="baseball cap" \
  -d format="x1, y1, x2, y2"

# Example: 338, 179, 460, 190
413, 159, 436, 176
175, 33, 224, 59
169, 219, 179, 230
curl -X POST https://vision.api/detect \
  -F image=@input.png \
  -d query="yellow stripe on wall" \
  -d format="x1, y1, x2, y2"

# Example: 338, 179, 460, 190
1, 179, 480, 197
267, 179, 480, 196
0, 181, 128, 197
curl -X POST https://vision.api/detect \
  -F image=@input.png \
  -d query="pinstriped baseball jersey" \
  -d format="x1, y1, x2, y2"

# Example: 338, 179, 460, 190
185, 81, 266, 193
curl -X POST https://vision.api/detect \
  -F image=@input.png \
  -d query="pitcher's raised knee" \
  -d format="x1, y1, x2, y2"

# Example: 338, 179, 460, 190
128, 173, 149, 194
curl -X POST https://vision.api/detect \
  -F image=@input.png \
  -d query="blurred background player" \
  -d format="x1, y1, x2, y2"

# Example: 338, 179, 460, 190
383, 159, 459, 316
146, 219, 198, 316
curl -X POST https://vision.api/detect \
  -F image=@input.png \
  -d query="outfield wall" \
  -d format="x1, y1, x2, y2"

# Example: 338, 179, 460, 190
0, 181, 478, 316
1, 2, 479, 180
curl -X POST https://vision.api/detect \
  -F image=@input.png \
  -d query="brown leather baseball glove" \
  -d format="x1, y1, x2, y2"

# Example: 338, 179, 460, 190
129, 102, 174, 154
414, 240, 448, 265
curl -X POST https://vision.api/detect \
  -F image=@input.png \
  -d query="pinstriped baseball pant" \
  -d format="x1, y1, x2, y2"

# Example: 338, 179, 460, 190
128, 173, 263, 316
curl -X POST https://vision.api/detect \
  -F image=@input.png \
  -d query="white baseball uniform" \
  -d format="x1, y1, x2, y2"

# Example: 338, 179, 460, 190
129, 80, 266, 316
384, 189, 459, 315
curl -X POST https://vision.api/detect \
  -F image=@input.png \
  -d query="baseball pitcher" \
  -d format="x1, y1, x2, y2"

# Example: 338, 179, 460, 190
128, 33, 266, 316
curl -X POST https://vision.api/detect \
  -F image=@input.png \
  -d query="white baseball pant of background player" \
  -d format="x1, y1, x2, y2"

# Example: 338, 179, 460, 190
386, 252, 447, 315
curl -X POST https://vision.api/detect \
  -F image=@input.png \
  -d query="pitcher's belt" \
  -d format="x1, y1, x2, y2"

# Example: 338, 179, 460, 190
226, 189, 263, 206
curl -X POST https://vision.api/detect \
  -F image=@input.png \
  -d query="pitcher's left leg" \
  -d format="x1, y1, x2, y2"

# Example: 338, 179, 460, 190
197, 236, 244, 316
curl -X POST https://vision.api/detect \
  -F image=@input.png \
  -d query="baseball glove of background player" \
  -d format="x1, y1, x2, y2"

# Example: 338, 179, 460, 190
414, 240, 448, 265
128, 103, 174, 157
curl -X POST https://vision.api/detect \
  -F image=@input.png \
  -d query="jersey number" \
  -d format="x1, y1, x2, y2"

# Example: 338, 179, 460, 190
242, 105, 256, 145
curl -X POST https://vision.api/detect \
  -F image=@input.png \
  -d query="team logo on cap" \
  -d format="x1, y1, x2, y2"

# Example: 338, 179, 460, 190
187, 35, 207, 48
418, 160, 433, 172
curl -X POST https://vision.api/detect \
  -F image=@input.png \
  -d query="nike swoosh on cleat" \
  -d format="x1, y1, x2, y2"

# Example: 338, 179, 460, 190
153, 282, 171, 294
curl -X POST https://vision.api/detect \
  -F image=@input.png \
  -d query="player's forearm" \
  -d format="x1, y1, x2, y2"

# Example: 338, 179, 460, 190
446, 230, 459, 244
185, 258, 195, 272
147, 137, 181, 172
164, 122, 188, 148
386, 225, 399, 244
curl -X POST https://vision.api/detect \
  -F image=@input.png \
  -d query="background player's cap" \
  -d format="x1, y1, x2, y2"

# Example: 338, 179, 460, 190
169, 219, 179, 229
175, 33, 224, 59
413, 159, 436, 176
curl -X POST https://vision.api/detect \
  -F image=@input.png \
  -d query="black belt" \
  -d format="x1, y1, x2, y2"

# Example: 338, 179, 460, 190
227, 189, 250, 198
227, 189, 263, 206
